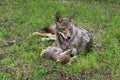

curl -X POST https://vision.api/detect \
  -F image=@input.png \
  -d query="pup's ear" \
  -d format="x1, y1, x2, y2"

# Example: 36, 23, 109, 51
65, 49, 72, 55
55, 12, 63, 23
69, 14, 75, 22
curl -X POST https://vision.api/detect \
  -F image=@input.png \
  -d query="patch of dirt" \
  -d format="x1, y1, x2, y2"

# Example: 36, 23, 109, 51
5, 35, 16, 46
0, 53, 6, 60
76, 66, 112, 80
95, 44, 106, 51
0, 0, 7, 6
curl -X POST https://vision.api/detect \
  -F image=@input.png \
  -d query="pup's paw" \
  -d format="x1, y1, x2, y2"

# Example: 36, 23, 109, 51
40, 50, 46, 56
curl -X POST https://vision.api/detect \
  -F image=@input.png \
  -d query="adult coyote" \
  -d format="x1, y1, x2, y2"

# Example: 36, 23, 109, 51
34, 12, 93, 63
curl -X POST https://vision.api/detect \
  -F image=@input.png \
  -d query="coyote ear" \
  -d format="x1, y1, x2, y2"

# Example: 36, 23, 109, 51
55, 12, 63, 23
69, 15, 75, 22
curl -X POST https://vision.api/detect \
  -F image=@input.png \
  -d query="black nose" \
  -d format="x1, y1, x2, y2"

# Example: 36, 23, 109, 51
67, 36, 71, 39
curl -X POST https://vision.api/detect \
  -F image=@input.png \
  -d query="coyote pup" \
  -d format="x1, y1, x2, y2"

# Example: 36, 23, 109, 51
41, 46, 72, 64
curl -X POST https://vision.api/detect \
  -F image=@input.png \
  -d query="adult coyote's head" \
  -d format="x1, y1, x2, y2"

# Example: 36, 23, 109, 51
55, 12, 75, 46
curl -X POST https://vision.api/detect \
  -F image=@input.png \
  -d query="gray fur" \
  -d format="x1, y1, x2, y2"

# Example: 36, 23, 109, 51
41, 13, 93, 63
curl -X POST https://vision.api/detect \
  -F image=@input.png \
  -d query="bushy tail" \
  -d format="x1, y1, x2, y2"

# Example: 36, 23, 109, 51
85, 38, 93, 53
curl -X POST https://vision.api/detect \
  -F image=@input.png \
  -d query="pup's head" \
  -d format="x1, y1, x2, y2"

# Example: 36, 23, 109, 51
55, 12, 75, 46
56, 49, 72, 64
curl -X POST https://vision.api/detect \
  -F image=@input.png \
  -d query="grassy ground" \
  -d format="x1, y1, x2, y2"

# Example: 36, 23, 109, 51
0, 0, 120, 80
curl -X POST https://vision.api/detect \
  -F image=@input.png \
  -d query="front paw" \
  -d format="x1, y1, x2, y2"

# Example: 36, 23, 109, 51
41, 50, 46, 56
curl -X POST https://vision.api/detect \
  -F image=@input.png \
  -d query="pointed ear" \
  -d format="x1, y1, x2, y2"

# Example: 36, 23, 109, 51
65, 49, 72, 55
69, 14, 75, 22
55, 12, 63, 23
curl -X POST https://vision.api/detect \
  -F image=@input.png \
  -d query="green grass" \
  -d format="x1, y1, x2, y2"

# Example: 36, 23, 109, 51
0, 0, 120, 80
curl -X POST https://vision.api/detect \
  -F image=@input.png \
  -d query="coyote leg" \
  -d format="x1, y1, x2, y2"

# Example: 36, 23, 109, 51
33, 32, 56, 40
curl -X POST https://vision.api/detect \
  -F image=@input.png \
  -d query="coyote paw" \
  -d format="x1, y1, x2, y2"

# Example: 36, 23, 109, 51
32, 32, 40, 35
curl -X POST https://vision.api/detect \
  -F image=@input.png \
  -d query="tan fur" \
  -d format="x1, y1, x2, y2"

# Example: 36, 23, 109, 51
41, 46, 72, 64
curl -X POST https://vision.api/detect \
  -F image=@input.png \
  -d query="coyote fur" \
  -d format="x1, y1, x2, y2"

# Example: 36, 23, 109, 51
34, 12, 93, 63
41, 47, 72, 64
